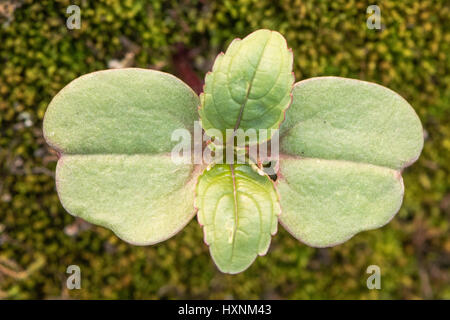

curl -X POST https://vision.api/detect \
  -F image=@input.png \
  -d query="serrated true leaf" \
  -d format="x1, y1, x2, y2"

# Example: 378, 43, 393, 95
44, 68, 200, 245
196, 164, 280, 274
199, 29, 294, 144
278, 77, 423, 247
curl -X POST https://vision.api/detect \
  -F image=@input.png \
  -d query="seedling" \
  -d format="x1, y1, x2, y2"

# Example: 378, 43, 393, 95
43, 29, 423, 274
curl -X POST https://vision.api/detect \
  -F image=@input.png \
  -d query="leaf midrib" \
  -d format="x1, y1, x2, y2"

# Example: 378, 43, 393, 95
229, 164, 239, 263
231, 34, 272, 133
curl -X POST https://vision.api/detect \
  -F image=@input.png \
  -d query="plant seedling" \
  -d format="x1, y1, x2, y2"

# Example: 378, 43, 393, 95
43, 29, 423, 274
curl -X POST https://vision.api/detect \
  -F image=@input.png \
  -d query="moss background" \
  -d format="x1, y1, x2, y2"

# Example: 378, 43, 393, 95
0, 0, 449, 299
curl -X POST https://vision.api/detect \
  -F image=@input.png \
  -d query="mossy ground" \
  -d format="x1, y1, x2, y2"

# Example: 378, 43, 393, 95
0, 0, 449, 299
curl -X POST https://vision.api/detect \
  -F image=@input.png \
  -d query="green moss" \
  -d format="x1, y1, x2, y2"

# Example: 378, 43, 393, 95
0, 0, 449, 299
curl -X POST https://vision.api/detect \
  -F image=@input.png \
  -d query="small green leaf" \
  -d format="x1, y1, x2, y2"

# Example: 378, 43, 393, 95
278, 77, 423, 247
199, 29, 294, 144
44, 68, 198, 154
280, 77, 424, 170
278, 157, 404, 247
44, 68, 200, 244
56, 155, 199, 245
196, 164, 280, 274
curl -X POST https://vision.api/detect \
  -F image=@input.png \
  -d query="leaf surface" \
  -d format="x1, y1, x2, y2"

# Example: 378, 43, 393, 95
196, 164, 280, 273
199, 29, 294, 144
57, 155, 198, 244
44, 68, 200, 244
278, 157, 404, 247
280, 77, 423, 170
44, 68, 198, 154
278, 77, 423, 247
